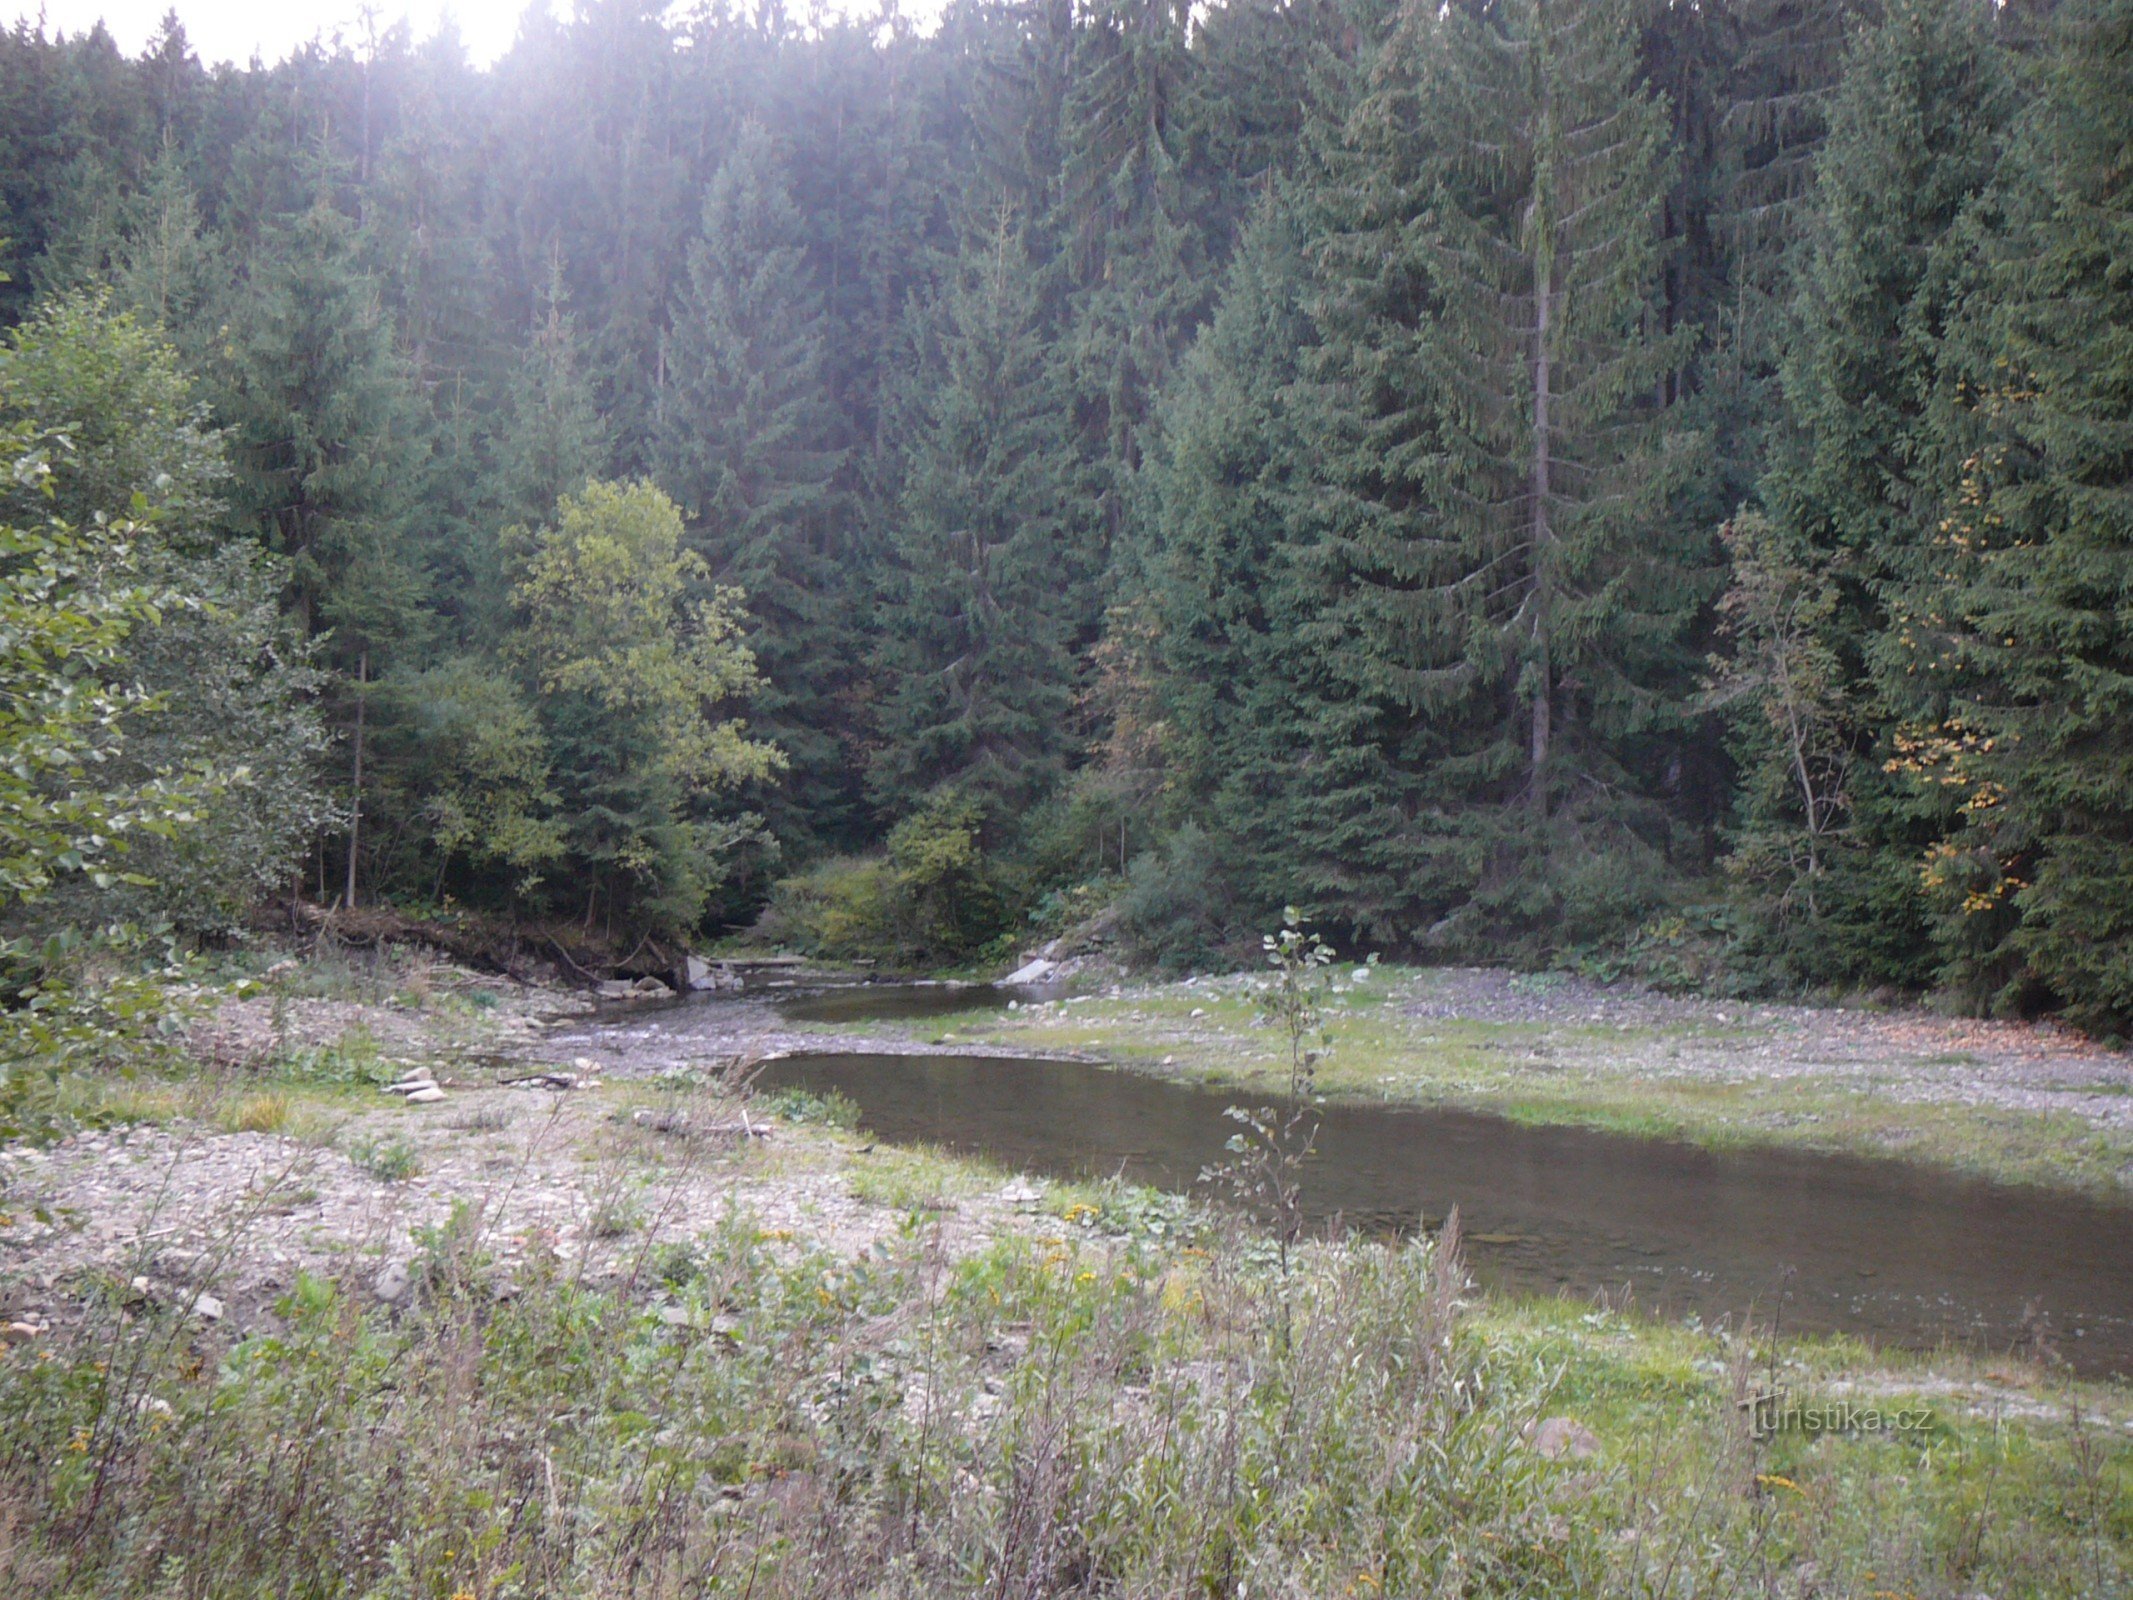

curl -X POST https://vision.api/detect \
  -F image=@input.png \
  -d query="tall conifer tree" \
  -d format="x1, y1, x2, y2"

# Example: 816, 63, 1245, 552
870, 208, 1089, 823
656, 123, 853, 847
1895, 0, 2133, 1028
215, 197, 426, 659
1732, 0, 2014, 982
1297, 0, 1706, 943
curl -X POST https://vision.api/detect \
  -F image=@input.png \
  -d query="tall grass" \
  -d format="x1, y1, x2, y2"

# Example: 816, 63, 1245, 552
0, 1198, 2124, 1597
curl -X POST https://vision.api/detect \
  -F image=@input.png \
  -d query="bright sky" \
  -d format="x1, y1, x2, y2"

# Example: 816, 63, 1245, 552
18, 0, 569, 68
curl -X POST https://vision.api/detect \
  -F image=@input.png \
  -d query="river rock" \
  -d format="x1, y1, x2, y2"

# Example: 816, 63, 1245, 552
373, 1261, 412, 1304
1527, 1417, 1600, 1461
132, 1278, 224, 1323
1004, 957, 1057, 985
404, 1086, 446, 1104
685, 956, 739, 992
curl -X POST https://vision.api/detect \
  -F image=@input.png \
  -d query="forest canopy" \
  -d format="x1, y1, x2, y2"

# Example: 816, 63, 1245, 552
2, 0, 2130, 1030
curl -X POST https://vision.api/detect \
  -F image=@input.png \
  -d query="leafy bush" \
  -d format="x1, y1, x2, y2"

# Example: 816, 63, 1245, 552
1, 293, 329, 939
760, 794, 1014, 966
1116, 824, 1245, 973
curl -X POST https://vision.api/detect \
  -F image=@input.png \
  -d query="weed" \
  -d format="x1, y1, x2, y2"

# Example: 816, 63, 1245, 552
273, 1024, 395, 1088
757, 1085, 862, 1130
450, 1103, 517, 1134
346, 1132, 420, 1182
2, 1204, 2113, 1599
215, 1092, 290, 1135
589, 1195, 643, 1238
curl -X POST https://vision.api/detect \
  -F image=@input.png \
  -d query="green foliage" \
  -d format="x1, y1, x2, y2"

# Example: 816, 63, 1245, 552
503, 479, 783, 934
1116, 824, 1242, 973
0, 494, 171, 913
1, 293, 329, 935
0, 1209, 1608, 1599
214, 198, 426, 653
1890, 0, 2133, 1031
1256, 908, 1341, 1099
763, 794, 1012, 966
879, 794, 1012, 963
754, 1084, 861, 1129
1727, 0, 2016, 991
757, 855, 899, 960
494, 256, 609, 533
870, 209, 1091, 825
391, 656, 564, 902
656, 125, 855, 851
346, 1130, 422, 1182
0, 315, 234, 1141
2, 0, 2131, 1018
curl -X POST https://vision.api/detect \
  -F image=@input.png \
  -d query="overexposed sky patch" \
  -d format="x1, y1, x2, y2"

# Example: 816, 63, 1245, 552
12, 0, 555, 66
13, 0, 945, 69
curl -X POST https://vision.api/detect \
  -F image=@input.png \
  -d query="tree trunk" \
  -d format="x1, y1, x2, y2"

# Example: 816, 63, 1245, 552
346, 650, 368, 911
1528, 226, 1555, 822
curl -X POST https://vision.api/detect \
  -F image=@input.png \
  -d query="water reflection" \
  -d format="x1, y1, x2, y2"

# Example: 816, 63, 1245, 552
758, 1050, 2133, 1377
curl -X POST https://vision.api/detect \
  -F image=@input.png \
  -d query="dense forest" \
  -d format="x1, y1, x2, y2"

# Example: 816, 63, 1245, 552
2, 0, 2130, 1030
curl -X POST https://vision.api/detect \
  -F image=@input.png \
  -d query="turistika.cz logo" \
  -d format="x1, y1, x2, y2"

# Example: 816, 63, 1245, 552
1739, 1388, 1935, 1441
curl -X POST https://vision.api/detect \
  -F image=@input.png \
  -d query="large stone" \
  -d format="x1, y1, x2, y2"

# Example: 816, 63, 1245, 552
1004, 957, 1056, 985
373, 1261, 413, 1304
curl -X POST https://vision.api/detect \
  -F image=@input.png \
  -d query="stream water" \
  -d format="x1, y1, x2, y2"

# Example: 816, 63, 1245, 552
640, 978, 2133, 1375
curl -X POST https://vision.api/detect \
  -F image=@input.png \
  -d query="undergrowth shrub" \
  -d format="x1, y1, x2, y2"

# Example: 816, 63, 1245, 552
758, 796, 1015, 967
1115, 824, 1246, 973
0, 1205, 2123, 1597
0, 1214, 1583, 1598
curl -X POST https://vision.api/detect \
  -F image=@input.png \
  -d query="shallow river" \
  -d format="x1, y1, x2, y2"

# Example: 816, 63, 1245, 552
652, 979, 2133, 1375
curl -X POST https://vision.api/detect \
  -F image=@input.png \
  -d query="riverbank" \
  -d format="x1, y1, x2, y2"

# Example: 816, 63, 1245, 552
821, 964, 2133, 1198
2, 946, 2128, 1594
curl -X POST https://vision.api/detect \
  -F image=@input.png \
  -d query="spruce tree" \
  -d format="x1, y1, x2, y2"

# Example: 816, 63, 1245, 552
1897, 0, 2133, 1028
215, 197, 427, 658
1297, 0, 1706, 945
870, 208, 1089, 824
1145, 192, 1418, 934
1735, 0, 2014, 984
497, 249, 608, 529
1056, 0, 1205, 557
655, 124, 854, 850
109, 139, 222, 342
